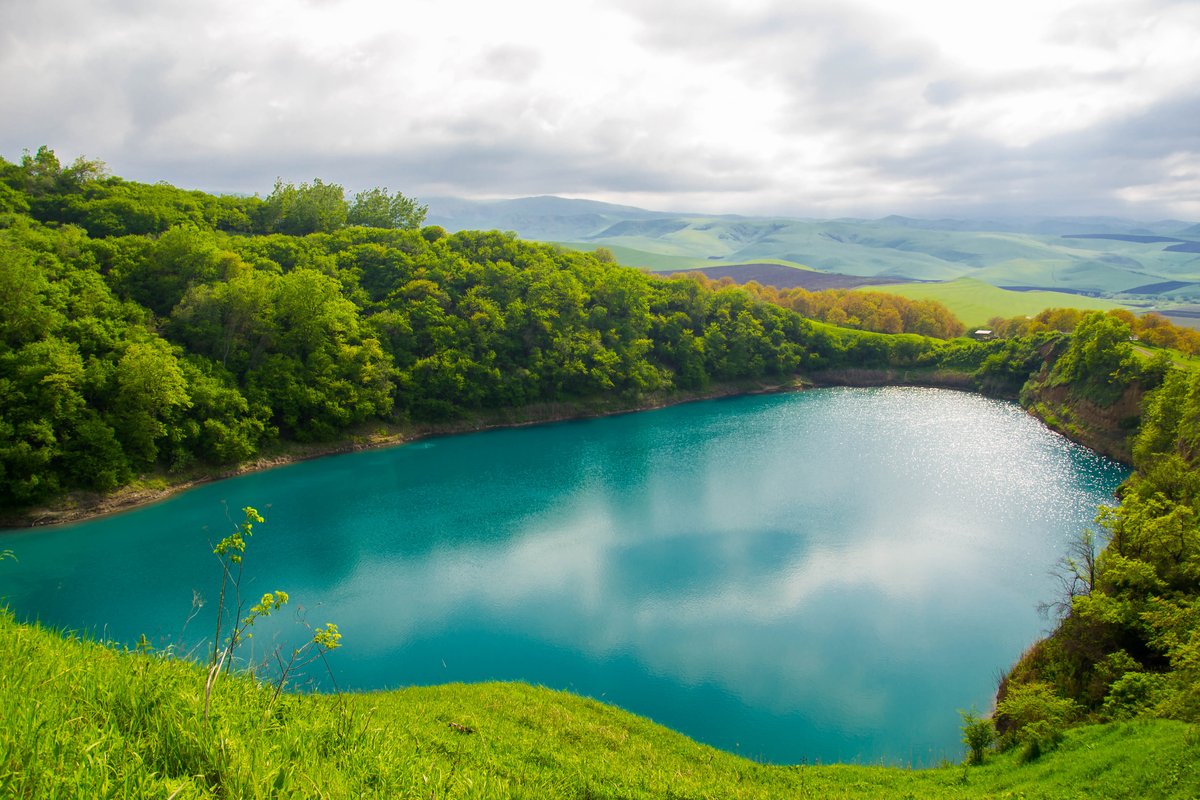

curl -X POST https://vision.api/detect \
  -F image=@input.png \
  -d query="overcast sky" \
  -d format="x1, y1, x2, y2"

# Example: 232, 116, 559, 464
3, 0, 1198, 219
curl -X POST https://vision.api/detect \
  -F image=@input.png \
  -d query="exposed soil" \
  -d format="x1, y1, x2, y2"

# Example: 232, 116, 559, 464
1022, 380, 1142, 465
3, 364, 1135, 530
806, 367, 977, 392
0, 378, 811, 530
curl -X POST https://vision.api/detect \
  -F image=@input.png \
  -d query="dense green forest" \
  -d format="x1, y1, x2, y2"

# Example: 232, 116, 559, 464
0, 147, 1009, 512
2, 148, 1198, 780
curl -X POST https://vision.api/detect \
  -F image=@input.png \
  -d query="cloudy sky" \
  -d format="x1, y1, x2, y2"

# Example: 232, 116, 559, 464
3, 0, 1198, 219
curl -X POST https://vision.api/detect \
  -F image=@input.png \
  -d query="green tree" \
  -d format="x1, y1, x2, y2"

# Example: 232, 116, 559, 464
347, 187, 427, 229
258, 179, 348, 235
113, 340, 192, 464
1050, 312, 1137, 404
995, 681, 1079, 758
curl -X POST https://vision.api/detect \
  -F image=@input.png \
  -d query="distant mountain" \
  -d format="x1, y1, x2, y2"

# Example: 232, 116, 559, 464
422, 195, 1200, 302
424, 195, 675, 241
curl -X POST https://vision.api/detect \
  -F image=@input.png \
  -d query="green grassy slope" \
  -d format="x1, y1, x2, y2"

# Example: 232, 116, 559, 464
581, 219, 1200, 289
429, 198, 1200, 298
3, 611, 1197, 799
862, 278, 1121, 328
555, 241, 817, 274
551, 242, 733, 271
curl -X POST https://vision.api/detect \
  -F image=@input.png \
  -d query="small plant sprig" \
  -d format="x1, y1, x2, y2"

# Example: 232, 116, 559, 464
203, 505, 344, 724
267, 619, 343, 712
204, 506, 288, 722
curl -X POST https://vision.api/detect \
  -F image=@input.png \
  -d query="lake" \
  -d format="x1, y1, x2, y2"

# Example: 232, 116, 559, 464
0, 387, 1128, 765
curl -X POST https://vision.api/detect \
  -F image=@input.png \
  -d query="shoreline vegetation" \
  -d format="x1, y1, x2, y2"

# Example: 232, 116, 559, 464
1, 367, 989, 530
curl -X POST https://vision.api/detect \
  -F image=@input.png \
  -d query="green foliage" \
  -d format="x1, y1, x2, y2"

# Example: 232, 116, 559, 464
4, 609, 1200, 798
204, 505, 343, 727
0, 150, 1084, 523
1047, 311, 1138, 405
9, 144, 1200, 794
959, 710, 995, 765
258, 178, 349, 235
996, 681, 1080, 759
1104, 670, 1169, 719
206, 506, 268, 719
1000, 351, 1200, 745
347, 186, 427, 229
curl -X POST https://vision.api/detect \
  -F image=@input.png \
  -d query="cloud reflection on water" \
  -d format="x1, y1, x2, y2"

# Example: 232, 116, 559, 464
3, 388, 1127, 763
328, 390, 1100, 731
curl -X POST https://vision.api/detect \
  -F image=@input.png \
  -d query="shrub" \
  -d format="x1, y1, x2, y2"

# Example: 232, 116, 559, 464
1103, 671, 1167, 719
960, 709, 996, 765
995, 681, 1080, 759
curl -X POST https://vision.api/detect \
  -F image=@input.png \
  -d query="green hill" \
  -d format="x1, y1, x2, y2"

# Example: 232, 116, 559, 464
2, 611, 1197, 799
427, 197, 1200, 302
861, 278, 1121, 328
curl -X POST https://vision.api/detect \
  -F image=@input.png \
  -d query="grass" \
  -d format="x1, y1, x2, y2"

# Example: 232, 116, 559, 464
2, 610, 1198, 799
554, 242, 719, 271
1131, 343, 1200, 372
859, 278, 1124, 328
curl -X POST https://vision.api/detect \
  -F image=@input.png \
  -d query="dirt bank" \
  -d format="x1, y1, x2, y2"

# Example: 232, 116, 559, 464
2, 365, 1135, 530
0, 378, 809, 530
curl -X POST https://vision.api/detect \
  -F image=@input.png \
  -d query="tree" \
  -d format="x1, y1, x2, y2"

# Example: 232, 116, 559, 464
113, 340, 192, 464
18, 146, 106, 197
1039, 528, 1100, 620
347, 187, 427, 229
258, 179, 348, 235
115, 224, 235, 315
1049, 312, 1137, 405
994, 682, 1079, 759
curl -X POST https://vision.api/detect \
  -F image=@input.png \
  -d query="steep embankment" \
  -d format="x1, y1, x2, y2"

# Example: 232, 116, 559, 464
1021, 379, 1143, 463
1016, 328, 1150, 464
806, 366, 977, 392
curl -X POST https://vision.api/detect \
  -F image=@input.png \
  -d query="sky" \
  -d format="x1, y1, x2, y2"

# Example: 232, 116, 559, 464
2, 0, 1199, 220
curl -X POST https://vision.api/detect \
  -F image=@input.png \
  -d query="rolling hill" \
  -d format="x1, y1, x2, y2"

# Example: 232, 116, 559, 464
426, 197, 1200, 321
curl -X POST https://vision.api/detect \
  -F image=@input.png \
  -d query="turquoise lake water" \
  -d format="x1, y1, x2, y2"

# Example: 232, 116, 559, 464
0, 387, 1129, 765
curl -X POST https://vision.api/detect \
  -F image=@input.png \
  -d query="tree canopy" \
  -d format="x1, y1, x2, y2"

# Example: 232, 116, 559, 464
2, 148, 998, 510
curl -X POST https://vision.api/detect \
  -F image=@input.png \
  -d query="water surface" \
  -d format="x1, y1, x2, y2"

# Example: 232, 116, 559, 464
1, 387, 1128, 764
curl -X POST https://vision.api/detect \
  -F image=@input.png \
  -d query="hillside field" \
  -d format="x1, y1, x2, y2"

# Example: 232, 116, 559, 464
2, 611, 1198, 799
860, 278, 1122, 328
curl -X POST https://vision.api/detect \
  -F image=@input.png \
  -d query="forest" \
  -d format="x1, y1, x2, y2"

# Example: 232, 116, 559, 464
0, 147, 1008, 512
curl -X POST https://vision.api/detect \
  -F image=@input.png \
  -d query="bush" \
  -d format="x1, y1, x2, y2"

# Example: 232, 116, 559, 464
1103, 671, 1167, 719
960, 709, 996, 765
995, 681, 1080, 759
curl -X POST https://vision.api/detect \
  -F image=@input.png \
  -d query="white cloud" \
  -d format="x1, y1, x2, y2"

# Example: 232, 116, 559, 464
1, 0, 1197, 218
